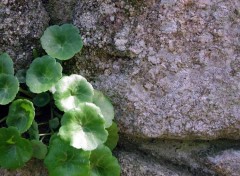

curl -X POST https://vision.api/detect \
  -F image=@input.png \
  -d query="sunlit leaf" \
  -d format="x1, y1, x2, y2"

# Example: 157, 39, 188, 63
40, 24, 83, 60
53, 74, 94, 112
93, 90, 114, 128
44, 135, 90, 176
59, 103, 108, 150
0, 127, 33, 169
0, 53, 14, 75
6, 99, 35, 133
90, 145, 120, 176
26, 55, 62, 93
0, 74, 19, 105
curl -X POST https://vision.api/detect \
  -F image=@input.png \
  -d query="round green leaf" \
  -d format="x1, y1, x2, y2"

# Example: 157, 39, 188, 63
90, 145, 120, 176
33, 92, 51, 107
40, 24, 83, 60
104, 122, 119, 151
0, 53, 14, 75
0, 74, 19, 105
52, 74, 94, 112
28, 120, 40, 140
26, 55, 62, 93
59, 103, 108, 150
31, 140, 48, 160
49, 117, 60, 129
6, 99, 35, 133
93, 90, 114, 128
15, 69, 27, 83
44, 135, 90, 176
0, 127, 33, 169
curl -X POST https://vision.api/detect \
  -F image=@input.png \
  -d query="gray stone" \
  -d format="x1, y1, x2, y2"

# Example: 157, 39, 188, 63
0, 0, 49, 70
46, 0, 77, 24
206, 149, 240, 176
72, 0, 240, 139
119, 137, 240, 175
0, 159, 48, 176
116, 150, 191, 176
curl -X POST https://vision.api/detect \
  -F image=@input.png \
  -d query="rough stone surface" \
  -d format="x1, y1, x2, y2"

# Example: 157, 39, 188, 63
72, 0, 240, 140
119, 136, 240, 175
46, 0, 77, 24
0, 0, 49, 69
206, 149, 240, 176
0, 159, 48, 176
116, 150, 191, 176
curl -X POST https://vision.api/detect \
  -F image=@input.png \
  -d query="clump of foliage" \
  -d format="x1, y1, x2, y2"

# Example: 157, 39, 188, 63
0, 24, 120, 176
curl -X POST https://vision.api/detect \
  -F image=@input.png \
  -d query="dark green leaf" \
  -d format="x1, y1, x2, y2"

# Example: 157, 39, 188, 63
0, 74, 19, 105
0, 127, 33, 169
28, 121, 40, 140
52, 74, 94, 112
90, 145, 120, 176
15, 69, 27, 83
49, 118, 60, 129
6, 99, 35, 133
59, 103, 108, 150
33, 92, 51, 107
104, 122, 119, 151
26, 55, 62, 93
31, 140, 48, 160
44, 135, 90, 176
0, 53, 14, 75
93, 90, 114, 128
41, 24, 83, 60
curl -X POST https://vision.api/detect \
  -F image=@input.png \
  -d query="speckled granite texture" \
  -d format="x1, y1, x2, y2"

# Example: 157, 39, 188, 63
0, 0, 49, 69
72, 0, 240, 140
1, 0, 240, 175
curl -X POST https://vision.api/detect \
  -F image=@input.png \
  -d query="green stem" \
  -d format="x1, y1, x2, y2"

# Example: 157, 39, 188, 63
39, 133, 52, 137
0, 116, 7, 123
54, 111, 63, 118
38, 122, 49, 126
19, 87, 35, 98
16, 95, 31, 101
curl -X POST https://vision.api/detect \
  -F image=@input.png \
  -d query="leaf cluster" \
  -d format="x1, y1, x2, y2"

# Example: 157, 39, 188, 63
0, 24, 120, 176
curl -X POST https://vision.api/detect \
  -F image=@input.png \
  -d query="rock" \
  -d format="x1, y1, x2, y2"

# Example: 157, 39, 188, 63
116, 150, 191, 176
0, 0, 49, 70
72, 0, 240, 139
46, 0, 77, 24
206, 149, 240, 176
119, 136, 240, 175
0, 159, 48, 176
